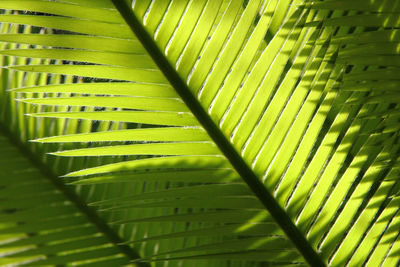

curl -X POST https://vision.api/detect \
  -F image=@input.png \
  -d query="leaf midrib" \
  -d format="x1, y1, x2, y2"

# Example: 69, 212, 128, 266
0, 123, 149, 267
111, 1, 325, 266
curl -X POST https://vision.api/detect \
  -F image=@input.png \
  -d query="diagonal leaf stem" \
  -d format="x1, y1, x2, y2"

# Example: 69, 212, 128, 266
0, 123, 149, 267
111, 0, 325, 266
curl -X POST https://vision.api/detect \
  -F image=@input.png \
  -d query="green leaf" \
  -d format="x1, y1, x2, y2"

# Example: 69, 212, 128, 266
50, 142, 220, 157
19, 96, 188, 112
1, 0, 399, 266
33, 127, 209, 142
0, 130, 141, 266
28, 111, 199, 126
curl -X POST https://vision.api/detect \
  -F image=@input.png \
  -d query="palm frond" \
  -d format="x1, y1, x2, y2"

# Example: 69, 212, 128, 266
0, 0, 399, 266
0, 126, 141, 266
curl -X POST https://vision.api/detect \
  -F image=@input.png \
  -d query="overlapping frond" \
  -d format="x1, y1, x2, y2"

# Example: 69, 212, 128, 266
0, 129, 137, 266
300, 2, 400, 265
0, 1, 307, 265
0, 0, 399, 266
